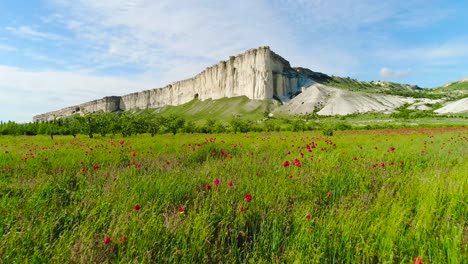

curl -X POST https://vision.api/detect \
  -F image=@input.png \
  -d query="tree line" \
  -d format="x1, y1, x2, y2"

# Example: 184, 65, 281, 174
0, 110, 323, 138
0, 111, 187, 138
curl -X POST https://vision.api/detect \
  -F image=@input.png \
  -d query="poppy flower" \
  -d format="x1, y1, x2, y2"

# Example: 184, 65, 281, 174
228, 180, 233, 187
293, 158, 301, 167
178, 207, 185, 213
206, 185, 212, 191
413, 257, 423, 264
283, 160, 290, 167
134, 204, 140, 211
214, 178, 220, 188
327, 191, 332, 198
239, 207, 245, 213
104, 236, 111, 245
244, 193, 252, 203
306, 213, 311, 220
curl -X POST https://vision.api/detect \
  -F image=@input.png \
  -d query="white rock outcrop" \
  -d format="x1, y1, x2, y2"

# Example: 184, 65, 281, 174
276, 84, 416, 116
33, 46, 311, 122
434, 98, 468, 114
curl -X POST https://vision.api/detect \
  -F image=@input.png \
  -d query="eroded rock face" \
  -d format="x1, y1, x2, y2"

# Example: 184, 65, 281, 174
33, 96, 121, 122
33, 46, 311, 122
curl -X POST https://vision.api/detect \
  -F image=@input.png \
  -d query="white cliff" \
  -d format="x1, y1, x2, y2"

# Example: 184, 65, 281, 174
34, 46, 311, 122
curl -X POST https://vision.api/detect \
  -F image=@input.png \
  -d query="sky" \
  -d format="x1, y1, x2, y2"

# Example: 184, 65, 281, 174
1, 0, 468, 122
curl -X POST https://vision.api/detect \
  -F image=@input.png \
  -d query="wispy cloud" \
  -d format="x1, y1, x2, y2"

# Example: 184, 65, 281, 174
375, 39, 468, 63
5, 25, 65, 41
0, 44, 17, 52
47, 0, 295, 82
379, 67, 412, 79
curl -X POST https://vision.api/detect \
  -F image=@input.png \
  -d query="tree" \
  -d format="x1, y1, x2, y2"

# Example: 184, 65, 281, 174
49, 114, 62, 140
82, 111, 97, 138
120, 112, 135, 137
63, 115, 82, 138
165, 114, 185, 135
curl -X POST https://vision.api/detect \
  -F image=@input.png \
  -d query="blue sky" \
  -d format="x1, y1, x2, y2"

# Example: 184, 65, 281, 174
1, 0, 468, 122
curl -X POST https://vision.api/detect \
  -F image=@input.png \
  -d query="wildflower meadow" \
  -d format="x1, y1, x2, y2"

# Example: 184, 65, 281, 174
0, 128, 467, 263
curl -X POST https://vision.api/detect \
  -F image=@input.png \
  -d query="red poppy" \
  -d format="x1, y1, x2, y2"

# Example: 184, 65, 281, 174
93, 165, 100, 170
400, 161, 405, 166
244, 193, 252, 203
283, 160, 290, 167
206, 185, 212, 191
239, 207, 245, 213
413, 257, 423, 264
293, 158, 302, 167
327, 191, 332, 198
178, 207, 184, 213
306, 213, 311, 220
134, 204, 140, 211
104, 236, 111, 245
214, 178, 220, 188
228, 181, 233, 187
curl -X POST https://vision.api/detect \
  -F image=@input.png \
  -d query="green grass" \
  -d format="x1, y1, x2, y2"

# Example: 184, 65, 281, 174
1, 128, 467, 263
156, 96, 272, 124
435, 81, 468, 92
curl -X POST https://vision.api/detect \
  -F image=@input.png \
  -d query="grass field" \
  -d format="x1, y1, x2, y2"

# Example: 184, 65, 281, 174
0, 128, 467, 263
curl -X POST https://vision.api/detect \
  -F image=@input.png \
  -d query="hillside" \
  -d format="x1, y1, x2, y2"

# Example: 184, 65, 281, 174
295, 67, 423, 96
154, 96, 271, 123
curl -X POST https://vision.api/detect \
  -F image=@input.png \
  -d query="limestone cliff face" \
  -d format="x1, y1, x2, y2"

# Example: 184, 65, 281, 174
33, 47, 312, 122
33, 96, 120, 122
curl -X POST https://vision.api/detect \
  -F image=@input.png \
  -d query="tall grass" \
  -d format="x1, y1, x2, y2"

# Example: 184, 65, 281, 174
0, 128, 467, 263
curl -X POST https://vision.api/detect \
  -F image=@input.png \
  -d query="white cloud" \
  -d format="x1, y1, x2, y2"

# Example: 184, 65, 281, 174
379, 67, 412, 79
